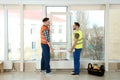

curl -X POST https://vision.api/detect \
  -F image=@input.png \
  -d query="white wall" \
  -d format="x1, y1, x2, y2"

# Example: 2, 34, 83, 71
0, 0, 120, 5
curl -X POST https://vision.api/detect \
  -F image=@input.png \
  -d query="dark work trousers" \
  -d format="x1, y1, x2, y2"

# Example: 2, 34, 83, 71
41, 44, 51, 73
73, 48, 82, 74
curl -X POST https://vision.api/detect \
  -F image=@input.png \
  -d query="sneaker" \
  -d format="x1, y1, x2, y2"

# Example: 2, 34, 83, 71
40, 70, 46, 73
46, 72, 52, 76
71, 73, 79, 75
71, 71, 74, 74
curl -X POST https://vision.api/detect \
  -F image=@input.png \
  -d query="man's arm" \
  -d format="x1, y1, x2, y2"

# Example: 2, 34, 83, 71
47, 42, 54, 52
70, 39, 78, 53
43, 30, 54, 52
69, 33, 79, 53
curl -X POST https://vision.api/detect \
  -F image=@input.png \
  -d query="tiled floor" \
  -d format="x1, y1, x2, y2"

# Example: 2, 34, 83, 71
0, 71, 120, 80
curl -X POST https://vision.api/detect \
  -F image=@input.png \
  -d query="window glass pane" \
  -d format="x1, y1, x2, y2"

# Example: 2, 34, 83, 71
51, 14, 67, 42
24, 6, 42, 60
51, 14, 67, 60
0, 9, 4, 60
71, 10, 104, 60
47, 7, 68, 60
8, 9, 21, 60
47, 7, 67, 17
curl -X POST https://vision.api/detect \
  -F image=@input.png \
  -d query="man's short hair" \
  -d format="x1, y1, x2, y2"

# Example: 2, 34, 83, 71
42, 17, 49, 22
74, 22, 80, 27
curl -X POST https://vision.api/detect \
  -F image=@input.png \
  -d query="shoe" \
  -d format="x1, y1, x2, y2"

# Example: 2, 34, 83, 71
71, 71, 74, 74
46, 72, 52, 76
40, 70, 45, 72
71, 73, 79, 75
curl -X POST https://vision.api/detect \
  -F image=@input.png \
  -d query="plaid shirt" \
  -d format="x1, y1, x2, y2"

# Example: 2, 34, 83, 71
43, 30, 50, 42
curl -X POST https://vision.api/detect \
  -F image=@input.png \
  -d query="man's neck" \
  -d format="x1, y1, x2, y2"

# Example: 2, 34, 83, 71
76, 28, 79, 31
43, 24, 48, 27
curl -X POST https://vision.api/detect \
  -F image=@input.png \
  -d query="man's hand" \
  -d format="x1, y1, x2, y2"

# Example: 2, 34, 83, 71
69, 50, 73, 53
47, 42, 54, 53
50, 48, 54, 53
69, 38, 78, 54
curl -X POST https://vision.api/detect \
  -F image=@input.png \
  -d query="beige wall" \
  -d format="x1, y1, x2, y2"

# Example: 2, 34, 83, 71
109, 9, 120, 60
24, 63, 36, 72
13, 63, 36, 72
13, 63, 20, 72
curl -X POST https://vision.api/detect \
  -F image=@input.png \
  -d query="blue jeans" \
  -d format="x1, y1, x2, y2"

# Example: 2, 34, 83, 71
73, 48, 82, 74
41, 44, 51, 73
